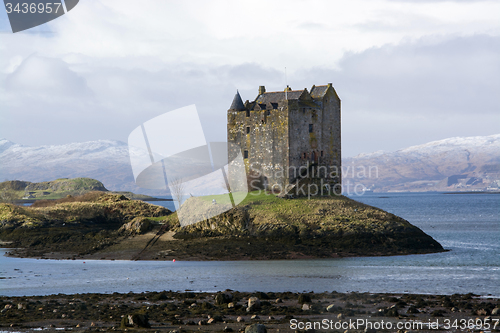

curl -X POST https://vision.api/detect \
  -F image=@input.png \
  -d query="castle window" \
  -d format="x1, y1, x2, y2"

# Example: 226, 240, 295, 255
309, 124, 313, 133
321, 151, 324, 157
246, 126, 250, 134
266, 110, 270, 116
302, 108, 306, 114
303, 152, 307, 159
244, 150, 248, 159
246, 110, 250, 117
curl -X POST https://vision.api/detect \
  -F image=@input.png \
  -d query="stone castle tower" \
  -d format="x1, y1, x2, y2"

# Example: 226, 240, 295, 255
227, 84, 341, 195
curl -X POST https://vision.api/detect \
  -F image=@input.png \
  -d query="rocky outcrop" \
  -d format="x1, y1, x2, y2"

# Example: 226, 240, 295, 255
247, 297, 261, 312
169, 194, 444, 257
245, 324, 267, 333
120, 313, 150, 328
118, 217, 152, 235
0, 192, 172, 257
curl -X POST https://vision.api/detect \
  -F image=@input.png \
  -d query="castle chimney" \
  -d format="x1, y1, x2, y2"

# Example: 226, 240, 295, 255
327, 83, 332, 88
258, 86, 266, 95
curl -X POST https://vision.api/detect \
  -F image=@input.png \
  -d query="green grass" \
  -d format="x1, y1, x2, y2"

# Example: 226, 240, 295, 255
193, 191, 250, 206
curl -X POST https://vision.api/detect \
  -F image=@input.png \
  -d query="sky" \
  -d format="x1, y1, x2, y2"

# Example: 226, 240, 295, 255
0, 0, 499, 157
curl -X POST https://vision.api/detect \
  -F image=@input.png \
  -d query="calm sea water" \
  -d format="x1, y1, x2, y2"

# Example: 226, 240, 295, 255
1, 192, 498, 297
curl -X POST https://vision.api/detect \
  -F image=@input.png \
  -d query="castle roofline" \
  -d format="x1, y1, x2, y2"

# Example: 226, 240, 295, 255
255, 88, 309, 104
229, 90, 245, 111
310, 83, 340, 100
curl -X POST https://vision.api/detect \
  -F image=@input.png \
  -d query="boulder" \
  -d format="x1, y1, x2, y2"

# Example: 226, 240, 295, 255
298, 294, 312, 304
247, 297, 261, 311
120, 313, 150, 328
476, 309, 488, 316
326, 304, 336, 313
118, 217, 152, 235
406, 305, 419, 314
492, 308, 499, 315
215, 291, 233, 305
302, 304, 311, 310
208, 315, 223, 323
386, 307, 399, 317
311, 303, 323, 312
245, 324, 267, 333
255, 292, 270, 300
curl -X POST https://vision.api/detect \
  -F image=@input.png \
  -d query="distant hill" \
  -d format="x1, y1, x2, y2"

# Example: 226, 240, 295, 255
0, 178, 106, 201
1, 134, 499, 194
0, 177, 154, 201
0, 139, 161, 195
343, 134, 500, 192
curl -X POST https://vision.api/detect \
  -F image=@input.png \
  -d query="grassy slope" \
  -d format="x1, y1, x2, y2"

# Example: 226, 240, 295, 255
0, 192, 171, 257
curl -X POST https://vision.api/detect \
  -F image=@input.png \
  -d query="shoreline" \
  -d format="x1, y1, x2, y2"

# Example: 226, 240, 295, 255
2, 248, 449, 261
1, 239, 448, 261
0, 290, 498, 333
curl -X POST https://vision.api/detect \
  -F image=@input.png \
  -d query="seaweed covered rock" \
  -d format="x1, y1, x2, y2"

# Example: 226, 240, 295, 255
245, 324, 267, 333
215, 291, 233, 305
120, 313, 150, 328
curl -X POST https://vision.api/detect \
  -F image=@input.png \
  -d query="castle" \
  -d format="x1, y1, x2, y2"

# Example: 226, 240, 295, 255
227, 84, 341, 195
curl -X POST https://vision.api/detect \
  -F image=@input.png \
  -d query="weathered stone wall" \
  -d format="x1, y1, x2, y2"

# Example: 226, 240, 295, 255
288, 88, 341, 189
316, 88, 341, 185
227, 106, 289, 191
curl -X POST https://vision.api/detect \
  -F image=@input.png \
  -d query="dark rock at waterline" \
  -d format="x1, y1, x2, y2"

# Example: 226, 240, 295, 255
407, 305, 420, 314
120, 313, 150, 328
215, 291, 233, 305
245, 323, 267, 333
247, 297, 261, 312
298, 294, 312, 304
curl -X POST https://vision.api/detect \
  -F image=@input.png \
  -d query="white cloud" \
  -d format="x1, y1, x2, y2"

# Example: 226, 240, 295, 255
0, 0, 499, 157
6, 55, 92, 97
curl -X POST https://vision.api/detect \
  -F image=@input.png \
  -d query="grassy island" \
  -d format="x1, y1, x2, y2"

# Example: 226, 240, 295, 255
0, 188, 444, 260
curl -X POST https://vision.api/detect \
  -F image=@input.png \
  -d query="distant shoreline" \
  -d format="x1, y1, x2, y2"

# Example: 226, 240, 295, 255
12, 197, 173, 204
373, 191, 500, 195
443, 191, 500, 195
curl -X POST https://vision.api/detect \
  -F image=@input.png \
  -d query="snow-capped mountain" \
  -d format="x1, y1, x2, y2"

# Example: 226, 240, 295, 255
1, 134, 499, 193
0, 139, 154, 194
343, 134, 500, 192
